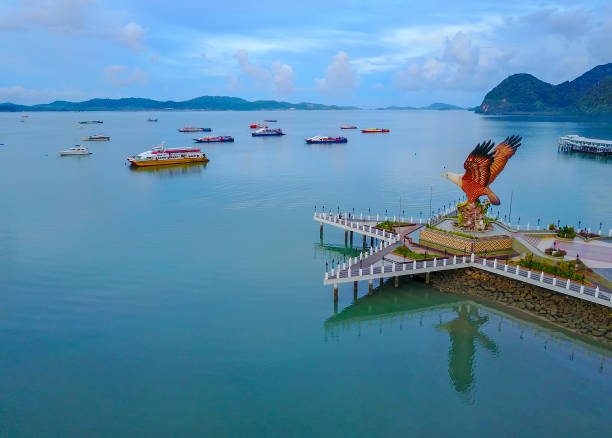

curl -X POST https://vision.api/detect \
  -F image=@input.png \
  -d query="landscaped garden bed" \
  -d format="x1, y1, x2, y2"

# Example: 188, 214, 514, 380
375, 220, 414, 232
509, 252, 591, 285
544, 248, 567, 257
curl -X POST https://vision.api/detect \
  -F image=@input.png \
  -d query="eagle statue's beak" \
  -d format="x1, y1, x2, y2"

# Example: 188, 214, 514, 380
442, 173, 447, 178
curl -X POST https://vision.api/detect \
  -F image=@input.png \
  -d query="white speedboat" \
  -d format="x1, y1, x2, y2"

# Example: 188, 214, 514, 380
59, 145, 92, 156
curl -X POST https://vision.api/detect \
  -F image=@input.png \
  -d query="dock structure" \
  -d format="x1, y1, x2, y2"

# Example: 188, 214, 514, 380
315, 212, 612, 308
558, 135, 612, 155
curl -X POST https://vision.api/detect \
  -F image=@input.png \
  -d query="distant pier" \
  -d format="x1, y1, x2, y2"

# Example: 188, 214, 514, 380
558, 135, 612, 155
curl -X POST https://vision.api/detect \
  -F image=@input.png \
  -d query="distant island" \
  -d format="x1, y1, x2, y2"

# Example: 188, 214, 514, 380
477, 62, 612, 115
377, 102, 465, 111
0, 96, 359, 112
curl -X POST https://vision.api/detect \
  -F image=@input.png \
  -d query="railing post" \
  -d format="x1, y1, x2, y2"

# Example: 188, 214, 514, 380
403, 263, 406, 271
515, 266, 519, 275
504, 264, 508, 272
566, 279, 570, 289
453, 255, 457, 264
471, 253, 475, 263
443, 258, 447, 266
482, 258, 486, 266
540, 271, 544, 282
580, 285, 584, 294
359, 268, 362, 276
527, 270, 531, 279
462, 256, 466, 264
336, 269, 340, 279
595, 286, 599, 298
413, 260, 417, 270
433, 258, 437, 267
392, 263, 395, 272
325, 272, 329, 280
348, 267, 351, 278
370, 265, 373, 275
552, 277, 556, 286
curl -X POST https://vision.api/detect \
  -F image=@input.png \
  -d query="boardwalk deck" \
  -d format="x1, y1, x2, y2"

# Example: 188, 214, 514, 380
316, 212, 612, 308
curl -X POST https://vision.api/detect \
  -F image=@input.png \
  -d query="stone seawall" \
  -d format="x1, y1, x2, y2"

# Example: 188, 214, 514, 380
429, 268, 612, 345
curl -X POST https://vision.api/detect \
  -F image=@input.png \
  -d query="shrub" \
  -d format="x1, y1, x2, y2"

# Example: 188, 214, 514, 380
557, 225, 576, 239
548, 223, 556, 231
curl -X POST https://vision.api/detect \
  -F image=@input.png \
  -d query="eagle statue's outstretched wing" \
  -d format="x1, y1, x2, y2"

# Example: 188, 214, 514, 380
488, 135, 522, 185
463, 140, 495, 187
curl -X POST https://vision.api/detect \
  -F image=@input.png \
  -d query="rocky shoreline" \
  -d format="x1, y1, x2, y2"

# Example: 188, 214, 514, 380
429, 268, 612, 345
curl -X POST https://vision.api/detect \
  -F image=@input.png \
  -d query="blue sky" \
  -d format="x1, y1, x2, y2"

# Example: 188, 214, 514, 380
1, 0, 611, 107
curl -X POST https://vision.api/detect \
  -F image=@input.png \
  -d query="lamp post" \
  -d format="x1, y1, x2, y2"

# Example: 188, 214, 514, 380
578, 220, 581, 231
557, 219, 560, 228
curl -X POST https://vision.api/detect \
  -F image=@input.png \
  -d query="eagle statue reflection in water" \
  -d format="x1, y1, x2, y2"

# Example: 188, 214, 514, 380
442, 135, 522, 206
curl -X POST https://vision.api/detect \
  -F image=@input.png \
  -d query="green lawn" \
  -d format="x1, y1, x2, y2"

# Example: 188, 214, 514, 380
392, 246, 429, 259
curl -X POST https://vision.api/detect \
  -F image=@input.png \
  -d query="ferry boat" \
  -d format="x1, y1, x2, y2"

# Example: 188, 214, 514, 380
252, 128, 285, 137
361, 128, 389, 133
127, 144, 209, 167
59, 145, 91, 156
178, 127, 210, 132
340, 126, 357, 129
558, 135, 612, 155
264, 119, 277, 122
147, 118, 158, 122
305, 136, 347, 144
81, 134, 110, 141
249, 123, 268, 129
79, 120, 103, 124
193, 136, 234, 143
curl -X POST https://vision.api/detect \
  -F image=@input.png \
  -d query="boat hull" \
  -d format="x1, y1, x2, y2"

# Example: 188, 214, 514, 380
127, 157, 209, 167
60, 152, 91, 156
305, 139, 347, 144
252, 133, 285, 136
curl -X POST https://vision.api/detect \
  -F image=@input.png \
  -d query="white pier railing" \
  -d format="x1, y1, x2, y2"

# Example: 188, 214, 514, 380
324, 253, 612, 308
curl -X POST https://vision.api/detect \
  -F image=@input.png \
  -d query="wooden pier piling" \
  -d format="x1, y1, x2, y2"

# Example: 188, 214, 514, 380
345, 230, 348, 244
425, 272, 430, 284
394, 276, 399, 288
334, 283, 338, 301
320, 223, 323, 236
368, 279, 373, 295
350, 230, 353, 244
363, 234, 366, 248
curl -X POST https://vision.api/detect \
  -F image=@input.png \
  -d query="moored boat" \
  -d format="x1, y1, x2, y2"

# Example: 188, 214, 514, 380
305, 136, 347, 144
361, 128, 389, 133
147, 118, 158, 122
249, 123, 268, 129
193, 136, 234, 143
127, 144, 209, 167
81, 134, 110, 141
79, 120, 103, 124
264, 119, 277, 122
59, 145, 91, 156
178, 127, 210, 132
252, 128, 285, 137
340, 126, 357, 129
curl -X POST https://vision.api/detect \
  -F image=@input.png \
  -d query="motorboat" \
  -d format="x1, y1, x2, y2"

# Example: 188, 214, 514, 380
59, 145, 92, 156
305, 136, 347, 144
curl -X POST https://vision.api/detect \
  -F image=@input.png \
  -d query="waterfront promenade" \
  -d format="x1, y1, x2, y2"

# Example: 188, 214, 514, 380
314, 212, 612, 308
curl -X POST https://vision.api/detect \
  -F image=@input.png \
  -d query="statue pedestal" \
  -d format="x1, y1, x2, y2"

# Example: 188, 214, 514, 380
458, 201, 490, 232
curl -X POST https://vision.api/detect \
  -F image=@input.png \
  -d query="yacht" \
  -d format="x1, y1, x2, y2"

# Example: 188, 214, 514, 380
82, 134, 110, 141
59, 145, 92, 156
305, 136, 347, 144
252, 128, 285, 137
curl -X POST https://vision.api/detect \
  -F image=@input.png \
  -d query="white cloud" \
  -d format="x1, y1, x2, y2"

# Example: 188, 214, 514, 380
0, 85, 86, 104
0, 0, 95, 33
103, 65, 149, 87
234, 49, 271, 87
232, 50, 295, 94
315, 51, 361, 94
113, 21, 146, 51
149, 54, 159, 63
271, 62, 295, 94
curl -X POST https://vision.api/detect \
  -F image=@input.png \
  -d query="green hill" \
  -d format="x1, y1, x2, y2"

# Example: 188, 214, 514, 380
0, 95, 359, 112
377, 102, 464, 110
477, 63, 612, 115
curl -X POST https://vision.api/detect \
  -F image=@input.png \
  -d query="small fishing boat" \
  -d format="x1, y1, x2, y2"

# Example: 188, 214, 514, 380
249, 123, 268, 129
127, 143, 209, 167
147, 118, 158, 122
79, 120, 103, 124
193, 136, 234, 143
361, 128, 389, 133
252, 128, 285, 137
340, 126, 357, 129
178, 127, 210, 132
81, 134, 110, 141
264, 119, 277, 122
59, 145, 92, 156
305, 136, 347, 144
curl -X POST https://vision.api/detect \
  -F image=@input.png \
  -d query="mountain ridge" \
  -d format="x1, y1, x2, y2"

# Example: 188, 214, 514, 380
0, 95, 359, 112
477, 63, 612, 115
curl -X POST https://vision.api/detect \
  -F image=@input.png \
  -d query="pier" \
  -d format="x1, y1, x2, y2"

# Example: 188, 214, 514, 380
558, 135, 612, 155
314, 212, 612, 308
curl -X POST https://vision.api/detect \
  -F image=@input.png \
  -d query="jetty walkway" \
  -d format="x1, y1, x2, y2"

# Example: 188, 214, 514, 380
314, 212, 612, 308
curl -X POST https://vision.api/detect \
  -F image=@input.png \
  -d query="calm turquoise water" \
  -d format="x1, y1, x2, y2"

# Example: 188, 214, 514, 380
0, 110, 611, 437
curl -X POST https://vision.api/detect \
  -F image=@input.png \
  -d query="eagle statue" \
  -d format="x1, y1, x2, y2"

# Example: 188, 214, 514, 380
442, 135, 522, 205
